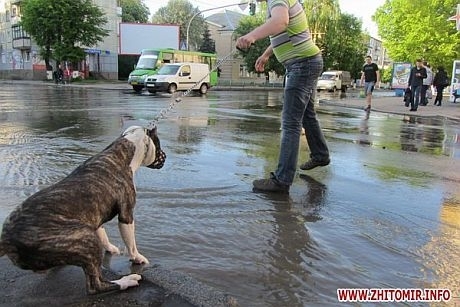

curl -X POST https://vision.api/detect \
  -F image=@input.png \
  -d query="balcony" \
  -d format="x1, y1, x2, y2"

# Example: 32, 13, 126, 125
12, 37, 31, 50
12, 24, 30, 49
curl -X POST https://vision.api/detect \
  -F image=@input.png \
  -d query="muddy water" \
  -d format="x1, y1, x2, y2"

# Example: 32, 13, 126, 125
1, 84, 459, 306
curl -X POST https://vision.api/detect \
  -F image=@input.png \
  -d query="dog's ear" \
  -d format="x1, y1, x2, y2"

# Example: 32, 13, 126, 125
146, 127, 166, 169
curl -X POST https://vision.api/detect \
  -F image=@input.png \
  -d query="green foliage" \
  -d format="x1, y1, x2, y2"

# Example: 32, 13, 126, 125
234, 14, 285, 80
152, 0, 205, 50
199, 26, 216, 53
302, 0, 340, 36
380, 66, 393, 83
374, 0, 460, 70
121, 0, 150, 23
21, 0, 109, 66
320, 13, 367, 79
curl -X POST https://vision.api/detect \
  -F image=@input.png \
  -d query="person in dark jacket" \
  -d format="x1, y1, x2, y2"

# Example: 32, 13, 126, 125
432, 66, 449, 106
407, 59, 427, 111
54, 64, 64, 84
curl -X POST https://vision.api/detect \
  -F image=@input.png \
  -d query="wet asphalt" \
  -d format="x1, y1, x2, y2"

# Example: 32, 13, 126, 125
0, 80, 459, 306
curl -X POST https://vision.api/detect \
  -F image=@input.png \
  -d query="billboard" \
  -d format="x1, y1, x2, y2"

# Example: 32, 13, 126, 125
449, 60, 460, 102
391, 62, 412, 89
119, 23, 180, 55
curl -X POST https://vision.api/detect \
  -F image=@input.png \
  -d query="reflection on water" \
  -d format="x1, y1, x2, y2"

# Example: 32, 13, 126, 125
1, 84, 460, 306
420, 195, 460, 304
400, 115, 447, 155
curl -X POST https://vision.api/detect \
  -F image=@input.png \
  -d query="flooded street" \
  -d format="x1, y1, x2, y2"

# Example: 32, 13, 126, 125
1, 83, 460, 306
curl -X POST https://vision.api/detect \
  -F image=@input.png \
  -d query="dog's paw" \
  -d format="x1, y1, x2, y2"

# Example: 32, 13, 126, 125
111, 274, 142, 290
129, 253, 149, 265
104, 243, 120, 255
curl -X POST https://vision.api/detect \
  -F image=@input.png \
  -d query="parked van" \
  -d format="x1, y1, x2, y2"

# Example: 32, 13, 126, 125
145, 63, 211, 94
317, 70, 352, 92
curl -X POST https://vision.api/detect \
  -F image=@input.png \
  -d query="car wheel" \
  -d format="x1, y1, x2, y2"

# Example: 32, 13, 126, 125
133, 85, 143, 93
168, 83, 177, 94
199, 83, 208, 94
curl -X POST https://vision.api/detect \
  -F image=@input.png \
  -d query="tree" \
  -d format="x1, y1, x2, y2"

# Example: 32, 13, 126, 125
374, 0, 460, 70
21, 0, 109, 67
121, 0, 150, 23
234, 14, 284, 82
302, 0, 340, 41
321, 13, 367, 79
199, 26, 216, 53
152, 0, 206, 50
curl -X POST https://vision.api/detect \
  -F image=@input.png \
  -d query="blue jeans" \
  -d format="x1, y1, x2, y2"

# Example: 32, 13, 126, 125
410, 85, 422, 109
273, 55, 329, 186
364, 81, 375, 95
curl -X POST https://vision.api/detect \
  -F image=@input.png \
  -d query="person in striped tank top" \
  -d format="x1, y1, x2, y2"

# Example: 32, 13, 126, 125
236, 0, 330, 193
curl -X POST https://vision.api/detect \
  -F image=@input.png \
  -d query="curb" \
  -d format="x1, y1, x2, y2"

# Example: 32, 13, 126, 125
142, 266, 239, 307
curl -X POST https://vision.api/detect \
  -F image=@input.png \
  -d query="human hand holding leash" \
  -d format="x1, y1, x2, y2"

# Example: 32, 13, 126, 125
236, 34, 255, 51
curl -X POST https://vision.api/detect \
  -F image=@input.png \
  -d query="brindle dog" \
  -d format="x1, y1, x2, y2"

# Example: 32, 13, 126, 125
0, 126, 166, 294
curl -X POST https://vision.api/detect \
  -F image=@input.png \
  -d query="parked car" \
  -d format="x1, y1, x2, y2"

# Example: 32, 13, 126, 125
144, 63, 211, 95
317, 70, 352, 92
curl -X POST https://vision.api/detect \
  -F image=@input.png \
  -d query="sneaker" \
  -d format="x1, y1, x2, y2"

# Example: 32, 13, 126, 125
253, 178, 289, 193
299, 159, 330, 170
409, 108, 417, 112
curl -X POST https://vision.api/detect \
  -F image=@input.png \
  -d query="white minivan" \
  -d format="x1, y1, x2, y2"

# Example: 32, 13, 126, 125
145, 63, 211, 94
317, 70, 352, 92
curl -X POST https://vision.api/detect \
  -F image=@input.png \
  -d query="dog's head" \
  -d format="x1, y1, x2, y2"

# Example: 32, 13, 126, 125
122, 126, 166, 170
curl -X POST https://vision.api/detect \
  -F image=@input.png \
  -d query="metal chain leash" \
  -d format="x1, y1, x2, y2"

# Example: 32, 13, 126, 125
146, 49, 238, 129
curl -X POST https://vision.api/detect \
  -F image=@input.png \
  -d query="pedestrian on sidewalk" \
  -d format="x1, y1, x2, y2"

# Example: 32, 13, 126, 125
407, 59, 427, 111
236, 0, 330, 194
420, 61, 433, 106
360, 55, 380, 112
433, 66, 449, 106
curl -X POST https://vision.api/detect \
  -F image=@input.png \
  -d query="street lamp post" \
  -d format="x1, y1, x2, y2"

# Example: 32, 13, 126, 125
186, 1, 250, 51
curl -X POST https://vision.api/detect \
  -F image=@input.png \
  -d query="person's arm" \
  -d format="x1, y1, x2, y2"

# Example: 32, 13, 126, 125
255, 45, 274, 72
236, 6, 289, 49
360, 70, 365, 86
421, 68, 427, 79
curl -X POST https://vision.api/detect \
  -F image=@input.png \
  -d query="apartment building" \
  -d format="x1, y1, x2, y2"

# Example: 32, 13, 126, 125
205, 10, 245, 81
366, 36, 391, 69
0, 0, 121, 80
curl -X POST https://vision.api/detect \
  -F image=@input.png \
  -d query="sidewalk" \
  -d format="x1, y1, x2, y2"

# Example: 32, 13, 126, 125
318, 91, 460, 121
